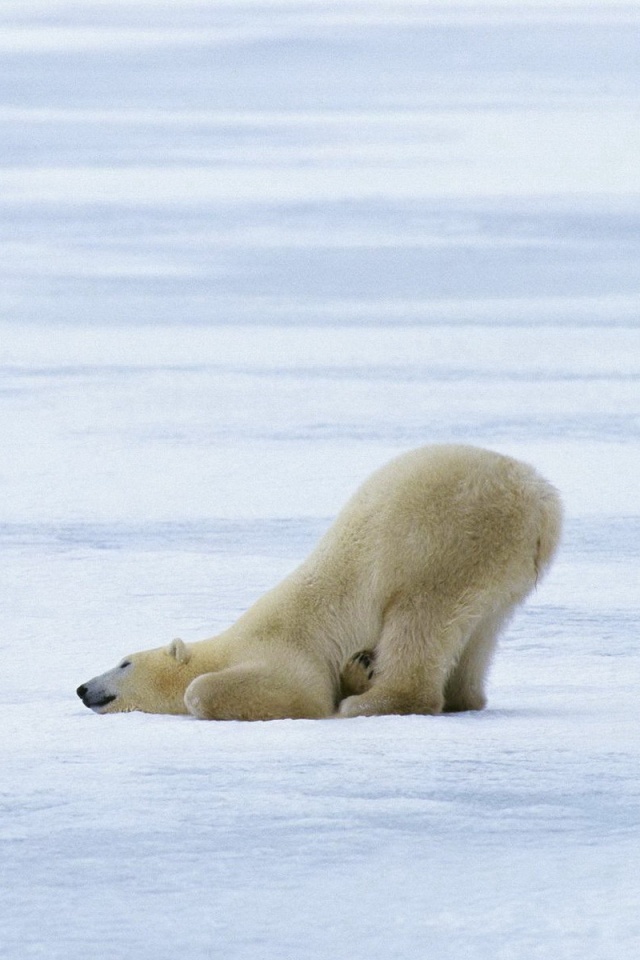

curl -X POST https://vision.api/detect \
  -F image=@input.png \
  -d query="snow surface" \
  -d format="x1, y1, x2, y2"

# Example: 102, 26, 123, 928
1, 2, 639, 958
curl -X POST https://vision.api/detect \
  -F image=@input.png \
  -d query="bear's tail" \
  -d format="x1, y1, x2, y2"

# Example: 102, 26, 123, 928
533, 480, 563, 584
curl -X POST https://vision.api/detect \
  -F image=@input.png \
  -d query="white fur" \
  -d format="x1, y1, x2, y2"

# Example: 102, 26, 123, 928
77, 445, 562, 720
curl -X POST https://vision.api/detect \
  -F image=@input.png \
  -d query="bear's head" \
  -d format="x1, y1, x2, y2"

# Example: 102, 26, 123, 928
76, 638, 197, 715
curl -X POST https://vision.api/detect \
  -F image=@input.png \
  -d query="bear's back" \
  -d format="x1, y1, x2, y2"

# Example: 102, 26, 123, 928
310, 445, 559, 601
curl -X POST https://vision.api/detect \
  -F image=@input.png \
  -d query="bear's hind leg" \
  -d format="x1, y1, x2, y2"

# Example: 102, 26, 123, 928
443, 606, 513, 713
184, 664, 331, 721
339, 600, 460, 718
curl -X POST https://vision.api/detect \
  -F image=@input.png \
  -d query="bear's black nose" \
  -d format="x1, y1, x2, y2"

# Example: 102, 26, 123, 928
76, 684, 88, 699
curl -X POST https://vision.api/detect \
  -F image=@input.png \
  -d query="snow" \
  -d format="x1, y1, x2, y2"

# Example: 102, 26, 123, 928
1, 2, 639, 958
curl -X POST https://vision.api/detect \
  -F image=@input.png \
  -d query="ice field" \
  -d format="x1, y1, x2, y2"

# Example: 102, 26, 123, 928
1, 2, 639, 958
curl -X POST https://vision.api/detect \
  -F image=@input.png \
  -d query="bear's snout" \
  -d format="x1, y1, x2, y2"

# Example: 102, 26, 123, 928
76, 680, 117, 711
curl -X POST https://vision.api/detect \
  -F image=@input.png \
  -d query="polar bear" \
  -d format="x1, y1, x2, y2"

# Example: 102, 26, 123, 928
76, 444, 562, 721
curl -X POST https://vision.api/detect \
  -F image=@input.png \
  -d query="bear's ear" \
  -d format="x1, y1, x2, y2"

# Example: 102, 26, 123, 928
166, 637, 191, 664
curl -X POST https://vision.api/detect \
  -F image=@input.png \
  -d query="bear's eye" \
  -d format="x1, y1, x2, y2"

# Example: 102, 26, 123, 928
120, 660, 131, 669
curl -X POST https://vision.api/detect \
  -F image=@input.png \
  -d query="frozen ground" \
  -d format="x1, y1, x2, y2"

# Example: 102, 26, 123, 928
1, 2, 639, 958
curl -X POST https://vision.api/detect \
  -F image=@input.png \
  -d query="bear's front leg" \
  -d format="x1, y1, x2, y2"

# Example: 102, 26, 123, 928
339, 649, 376, 699
184, 664, 331, 721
